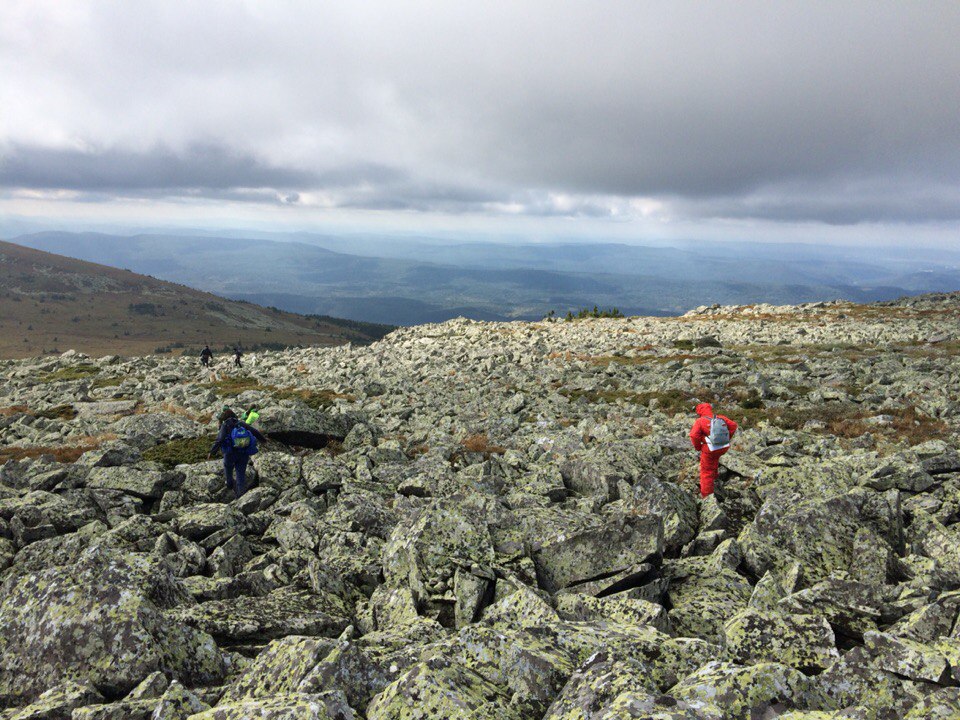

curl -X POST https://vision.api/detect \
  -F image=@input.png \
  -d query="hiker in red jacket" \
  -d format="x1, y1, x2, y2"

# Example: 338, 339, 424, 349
689, 402, 738, 498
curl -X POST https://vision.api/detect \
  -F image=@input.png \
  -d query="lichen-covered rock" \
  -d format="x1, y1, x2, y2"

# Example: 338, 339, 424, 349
252, 453, 303, 491
624, 474, 699, 553
0, 293, 958, 711
256, 404, 357, 441
777, 576, 886, 640
906, 510, 960, 584
738, 488, 901, 585
547, 620, 668, 671
648, 638, 726, 692
222, 635, 337, 702
904, 687, 960, 719
151, 681, 209, 719
173, 504, 245, 542
126, 671, 169, 701
594, 690, 724, 720
541, 652, 656, 720
87, 466, 182, 500
381, 494, 494, 624
531, 514, 663, 593
366, 658, 523, 720
722, 608, 838, 671
70, 700, 157, 720
815, 645, 925, 719
748, 562, 801, 611
481, 580, 560, 629
5, 681, 103, 720
297, 639, 401, 712
186, 690, 355, 720
887, 591, 960, 642
423, 624, 578, 716
554, 593, 669, 633
0, 490, 101, 547
170, 588, 350, 643
862, 630, 952, 683
670, 661, 823, 720
664, 550, 752, 642
111, 413, 203, 450
357, 586, 423, 633
0, 547, 224, 704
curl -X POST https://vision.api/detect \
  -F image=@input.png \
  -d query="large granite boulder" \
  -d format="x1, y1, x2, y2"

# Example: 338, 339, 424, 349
739, 488, 902, 585
722, 607, 838, 671
0, 547, 224, 704
531, 514, 663, 594
111, 413, 203, 450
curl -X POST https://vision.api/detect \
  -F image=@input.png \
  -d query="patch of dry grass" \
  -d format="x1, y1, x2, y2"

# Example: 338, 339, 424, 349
0, 405, 29, 417
0, 433, 118, 465
461, 433, 506, 455
158, 401, 203, 421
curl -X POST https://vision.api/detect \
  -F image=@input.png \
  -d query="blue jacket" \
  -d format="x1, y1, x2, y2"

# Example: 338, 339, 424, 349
210, 418, 266, 456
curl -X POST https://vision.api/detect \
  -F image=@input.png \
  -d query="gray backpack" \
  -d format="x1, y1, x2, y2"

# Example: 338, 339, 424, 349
706, 415, 731, 450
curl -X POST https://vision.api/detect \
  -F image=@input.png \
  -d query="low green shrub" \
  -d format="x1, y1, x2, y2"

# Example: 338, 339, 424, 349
90, 376, 124, 389
143, 435, 218, 469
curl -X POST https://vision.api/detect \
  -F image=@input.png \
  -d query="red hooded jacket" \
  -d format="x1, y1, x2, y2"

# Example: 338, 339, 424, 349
689, 402, 738, 452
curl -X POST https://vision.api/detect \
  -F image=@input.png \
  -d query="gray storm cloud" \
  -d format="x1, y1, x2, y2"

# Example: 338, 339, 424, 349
1, 1, 958, 226
0, 144, 316, 192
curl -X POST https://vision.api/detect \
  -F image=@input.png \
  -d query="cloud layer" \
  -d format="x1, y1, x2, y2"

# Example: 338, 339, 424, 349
1, 1, 959, 230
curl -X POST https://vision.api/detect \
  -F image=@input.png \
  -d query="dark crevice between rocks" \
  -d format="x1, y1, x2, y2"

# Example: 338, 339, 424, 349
579, 564, 662, 599
470, 577, 498, 625
833, 626, 868, 652
221, 640, 271, 658
265, 431, 344, 453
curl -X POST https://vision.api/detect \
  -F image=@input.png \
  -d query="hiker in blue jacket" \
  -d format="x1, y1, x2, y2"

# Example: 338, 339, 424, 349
208, 408, 266, 498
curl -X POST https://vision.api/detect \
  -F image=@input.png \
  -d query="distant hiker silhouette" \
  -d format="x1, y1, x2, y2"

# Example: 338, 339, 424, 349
234, 347, 243, 368
200, 345, 213, 368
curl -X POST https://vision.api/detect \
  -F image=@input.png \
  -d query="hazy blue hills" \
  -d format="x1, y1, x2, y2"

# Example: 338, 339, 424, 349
9, 231, 960, 325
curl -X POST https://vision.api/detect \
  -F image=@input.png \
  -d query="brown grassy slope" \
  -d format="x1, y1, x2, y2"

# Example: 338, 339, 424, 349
0, 240, 391, 359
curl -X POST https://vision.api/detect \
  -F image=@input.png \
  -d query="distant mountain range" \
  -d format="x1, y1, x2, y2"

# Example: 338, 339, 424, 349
0, 240, 392, 359
8, 231, 960, 326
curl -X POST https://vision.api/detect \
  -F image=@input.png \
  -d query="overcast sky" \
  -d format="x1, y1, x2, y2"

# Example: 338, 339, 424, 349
1, 1, 959, 246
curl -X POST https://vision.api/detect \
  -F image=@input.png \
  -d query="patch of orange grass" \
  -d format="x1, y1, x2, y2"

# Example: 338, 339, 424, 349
461, 433, 506, 455
547, 350, 592, 362
407, 443, 430, 459
0, 405, 29, 417
0, 433, 118, 465
159, 402, 200, 421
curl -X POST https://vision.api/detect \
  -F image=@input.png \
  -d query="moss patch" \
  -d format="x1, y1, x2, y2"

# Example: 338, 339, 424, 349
143, 435, 218, 469
90, 376, 125, 389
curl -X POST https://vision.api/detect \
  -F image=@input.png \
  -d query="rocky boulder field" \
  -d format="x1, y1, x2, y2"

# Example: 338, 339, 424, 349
0, 292, 959, 719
